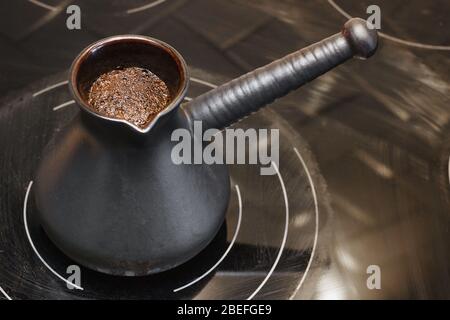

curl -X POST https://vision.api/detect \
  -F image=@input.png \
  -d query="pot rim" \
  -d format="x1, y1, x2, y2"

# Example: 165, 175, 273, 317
69, 34, 190, 134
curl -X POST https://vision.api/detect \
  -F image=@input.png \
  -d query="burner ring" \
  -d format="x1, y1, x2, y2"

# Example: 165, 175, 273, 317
0, 74, 323, 300
173, 185, 243, 293
127, 0, 168, 14
328, 0, 450, 51
23, 181, 84, 292
247, 161, 289, 300
0, 286, 11, 300
288, 148, 320, 300
28, 0, 58, 12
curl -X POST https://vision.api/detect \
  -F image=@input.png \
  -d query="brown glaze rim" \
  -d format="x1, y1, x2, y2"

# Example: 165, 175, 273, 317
69, 35, 189, 134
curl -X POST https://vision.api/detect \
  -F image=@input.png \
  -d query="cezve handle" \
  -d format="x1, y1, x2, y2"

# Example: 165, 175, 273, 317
183, 18, 378, 130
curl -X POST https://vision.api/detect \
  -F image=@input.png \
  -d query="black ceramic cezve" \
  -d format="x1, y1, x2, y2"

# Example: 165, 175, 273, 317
34, 18, 378, 276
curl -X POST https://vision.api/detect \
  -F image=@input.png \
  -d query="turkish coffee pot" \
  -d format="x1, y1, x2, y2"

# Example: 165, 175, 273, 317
35, 18, 378, 276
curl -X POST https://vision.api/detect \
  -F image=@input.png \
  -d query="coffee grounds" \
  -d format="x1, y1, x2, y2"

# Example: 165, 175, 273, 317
88, 67, 171, 128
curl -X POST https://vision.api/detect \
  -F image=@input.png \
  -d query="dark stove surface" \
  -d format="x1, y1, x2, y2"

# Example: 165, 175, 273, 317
0, 0, 449, 300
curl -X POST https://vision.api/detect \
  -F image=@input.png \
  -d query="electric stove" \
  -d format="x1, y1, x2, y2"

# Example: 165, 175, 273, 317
0, 0, 449, 300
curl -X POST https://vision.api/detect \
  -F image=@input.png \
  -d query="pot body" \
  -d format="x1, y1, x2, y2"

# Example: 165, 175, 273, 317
35, 110, 230, 276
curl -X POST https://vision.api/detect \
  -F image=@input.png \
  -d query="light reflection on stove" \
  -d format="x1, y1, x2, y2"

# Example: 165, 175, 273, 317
316, 269, 350, 300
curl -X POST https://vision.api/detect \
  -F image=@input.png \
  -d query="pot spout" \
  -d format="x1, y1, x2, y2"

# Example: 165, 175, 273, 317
182, 18, 378, 131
